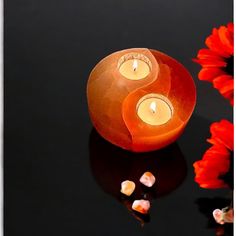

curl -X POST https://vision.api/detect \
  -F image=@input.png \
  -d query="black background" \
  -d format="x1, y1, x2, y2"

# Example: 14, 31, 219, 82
4, 0, 233, 235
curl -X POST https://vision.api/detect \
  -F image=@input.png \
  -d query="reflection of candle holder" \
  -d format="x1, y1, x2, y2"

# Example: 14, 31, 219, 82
89, 129, 187, 224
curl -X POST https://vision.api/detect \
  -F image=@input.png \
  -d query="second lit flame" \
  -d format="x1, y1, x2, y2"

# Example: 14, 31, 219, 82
133, 59, 138, 72
150, 101, 157, 113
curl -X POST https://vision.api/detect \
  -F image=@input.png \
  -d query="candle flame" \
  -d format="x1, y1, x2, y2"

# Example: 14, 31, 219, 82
150, 101, 157, 113
133, 59, 138, 72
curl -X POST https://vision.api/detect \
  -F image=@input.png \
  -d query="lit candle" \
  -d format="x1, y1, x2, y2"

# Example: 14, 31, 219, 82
136, 94, 173, 126
118, 53, 151, 80
87, 48, 196, 152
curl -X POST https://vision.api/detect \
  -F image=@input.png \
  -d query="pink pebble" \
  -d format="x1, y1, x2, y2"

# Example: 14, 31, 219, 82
213, 209, 224, 225
132, 199, 150, 214
139, 171, 156, 187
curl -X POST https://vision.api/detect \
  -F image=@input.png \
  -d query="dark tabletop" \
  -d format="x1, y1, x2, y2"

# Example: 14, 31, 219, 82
4, 0, 233, 235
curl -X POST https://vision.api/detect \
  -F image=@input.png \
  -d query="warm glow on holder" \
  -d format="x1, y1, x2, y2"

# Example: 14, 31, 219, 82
87, 48, 196, 152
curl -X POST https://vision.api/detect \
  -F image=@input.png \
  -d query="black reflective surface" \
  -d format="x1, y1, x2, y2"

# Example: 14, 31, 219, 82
4, 0, 233, 235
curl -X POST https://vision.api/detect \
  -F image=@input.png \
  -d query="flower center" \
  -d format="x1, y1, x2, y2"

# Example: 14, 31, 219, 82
220, 151, 233, 189
225, 56, 234, 76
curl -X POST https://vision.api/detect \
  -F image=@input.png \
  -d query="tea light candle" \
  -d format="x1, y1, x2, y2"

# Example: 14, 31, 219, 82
118, 53, 152, 80
119, 59, 150, 80
87, 48, 196, 152
137, 94, 173, 126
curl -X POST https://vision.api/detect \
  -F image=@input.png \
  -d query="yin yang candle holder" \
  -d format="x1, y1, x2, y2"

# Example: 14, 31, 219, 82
87, 48, 196, 152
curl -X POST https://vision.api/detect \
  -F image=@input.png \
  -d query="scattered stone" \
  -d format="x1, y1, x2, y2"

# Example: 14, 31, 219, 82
132, 199, 150, 214
213, 209, 224, 225
213, 208, 234, 224
140, 171, 156, 187
120, 180, 135, 196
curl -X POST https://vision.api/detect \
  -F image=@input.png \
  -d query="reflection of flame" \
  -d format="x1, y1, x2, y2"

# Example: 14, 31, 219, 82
133, 59, 138, 72
150, 102, 157, 113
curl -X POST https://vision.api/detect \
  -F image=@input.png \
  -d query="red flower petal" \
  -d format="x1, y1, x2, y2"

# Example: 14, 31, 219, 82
193, 141, 231, 189
227, 22, 234, 34
197, 48, 225, 59
198, 67, 226, 81
207, 120, 234, 151
216, 79, 233, 97
218, 26, 234, 55
197, 179, 228, 189
193, 58, 227, 68
203, 144, 230, 159
213, 75, 234, 105
205, 28, 231, 58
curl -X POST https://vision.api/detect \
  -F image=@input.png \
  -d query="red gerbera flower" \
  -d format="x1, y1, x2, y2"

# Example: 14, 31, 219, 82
193, 23, 234, 106
207, 119, 234, 150
193, 120, 233, 189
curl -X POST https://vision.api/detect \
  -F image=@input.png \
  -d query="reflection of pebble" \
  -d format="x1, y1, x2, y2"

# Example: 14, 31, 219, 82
140, 172, 156, 187
120, 180, 135, 196
213, 209, 224, 225
213, 207, 234, 225
223, 208, 234, 223
213, 208, 234, 225
132, 199, 150, 214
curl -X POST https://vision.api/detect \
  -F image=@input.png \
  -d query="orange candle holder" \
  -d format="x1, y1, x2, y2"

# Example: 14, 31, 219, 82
87, 48, 196, 152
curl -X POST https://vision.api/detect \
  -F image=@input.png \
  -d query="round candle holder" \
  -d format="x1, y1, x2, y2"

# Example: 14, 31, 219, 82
87, 48, 196, 152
